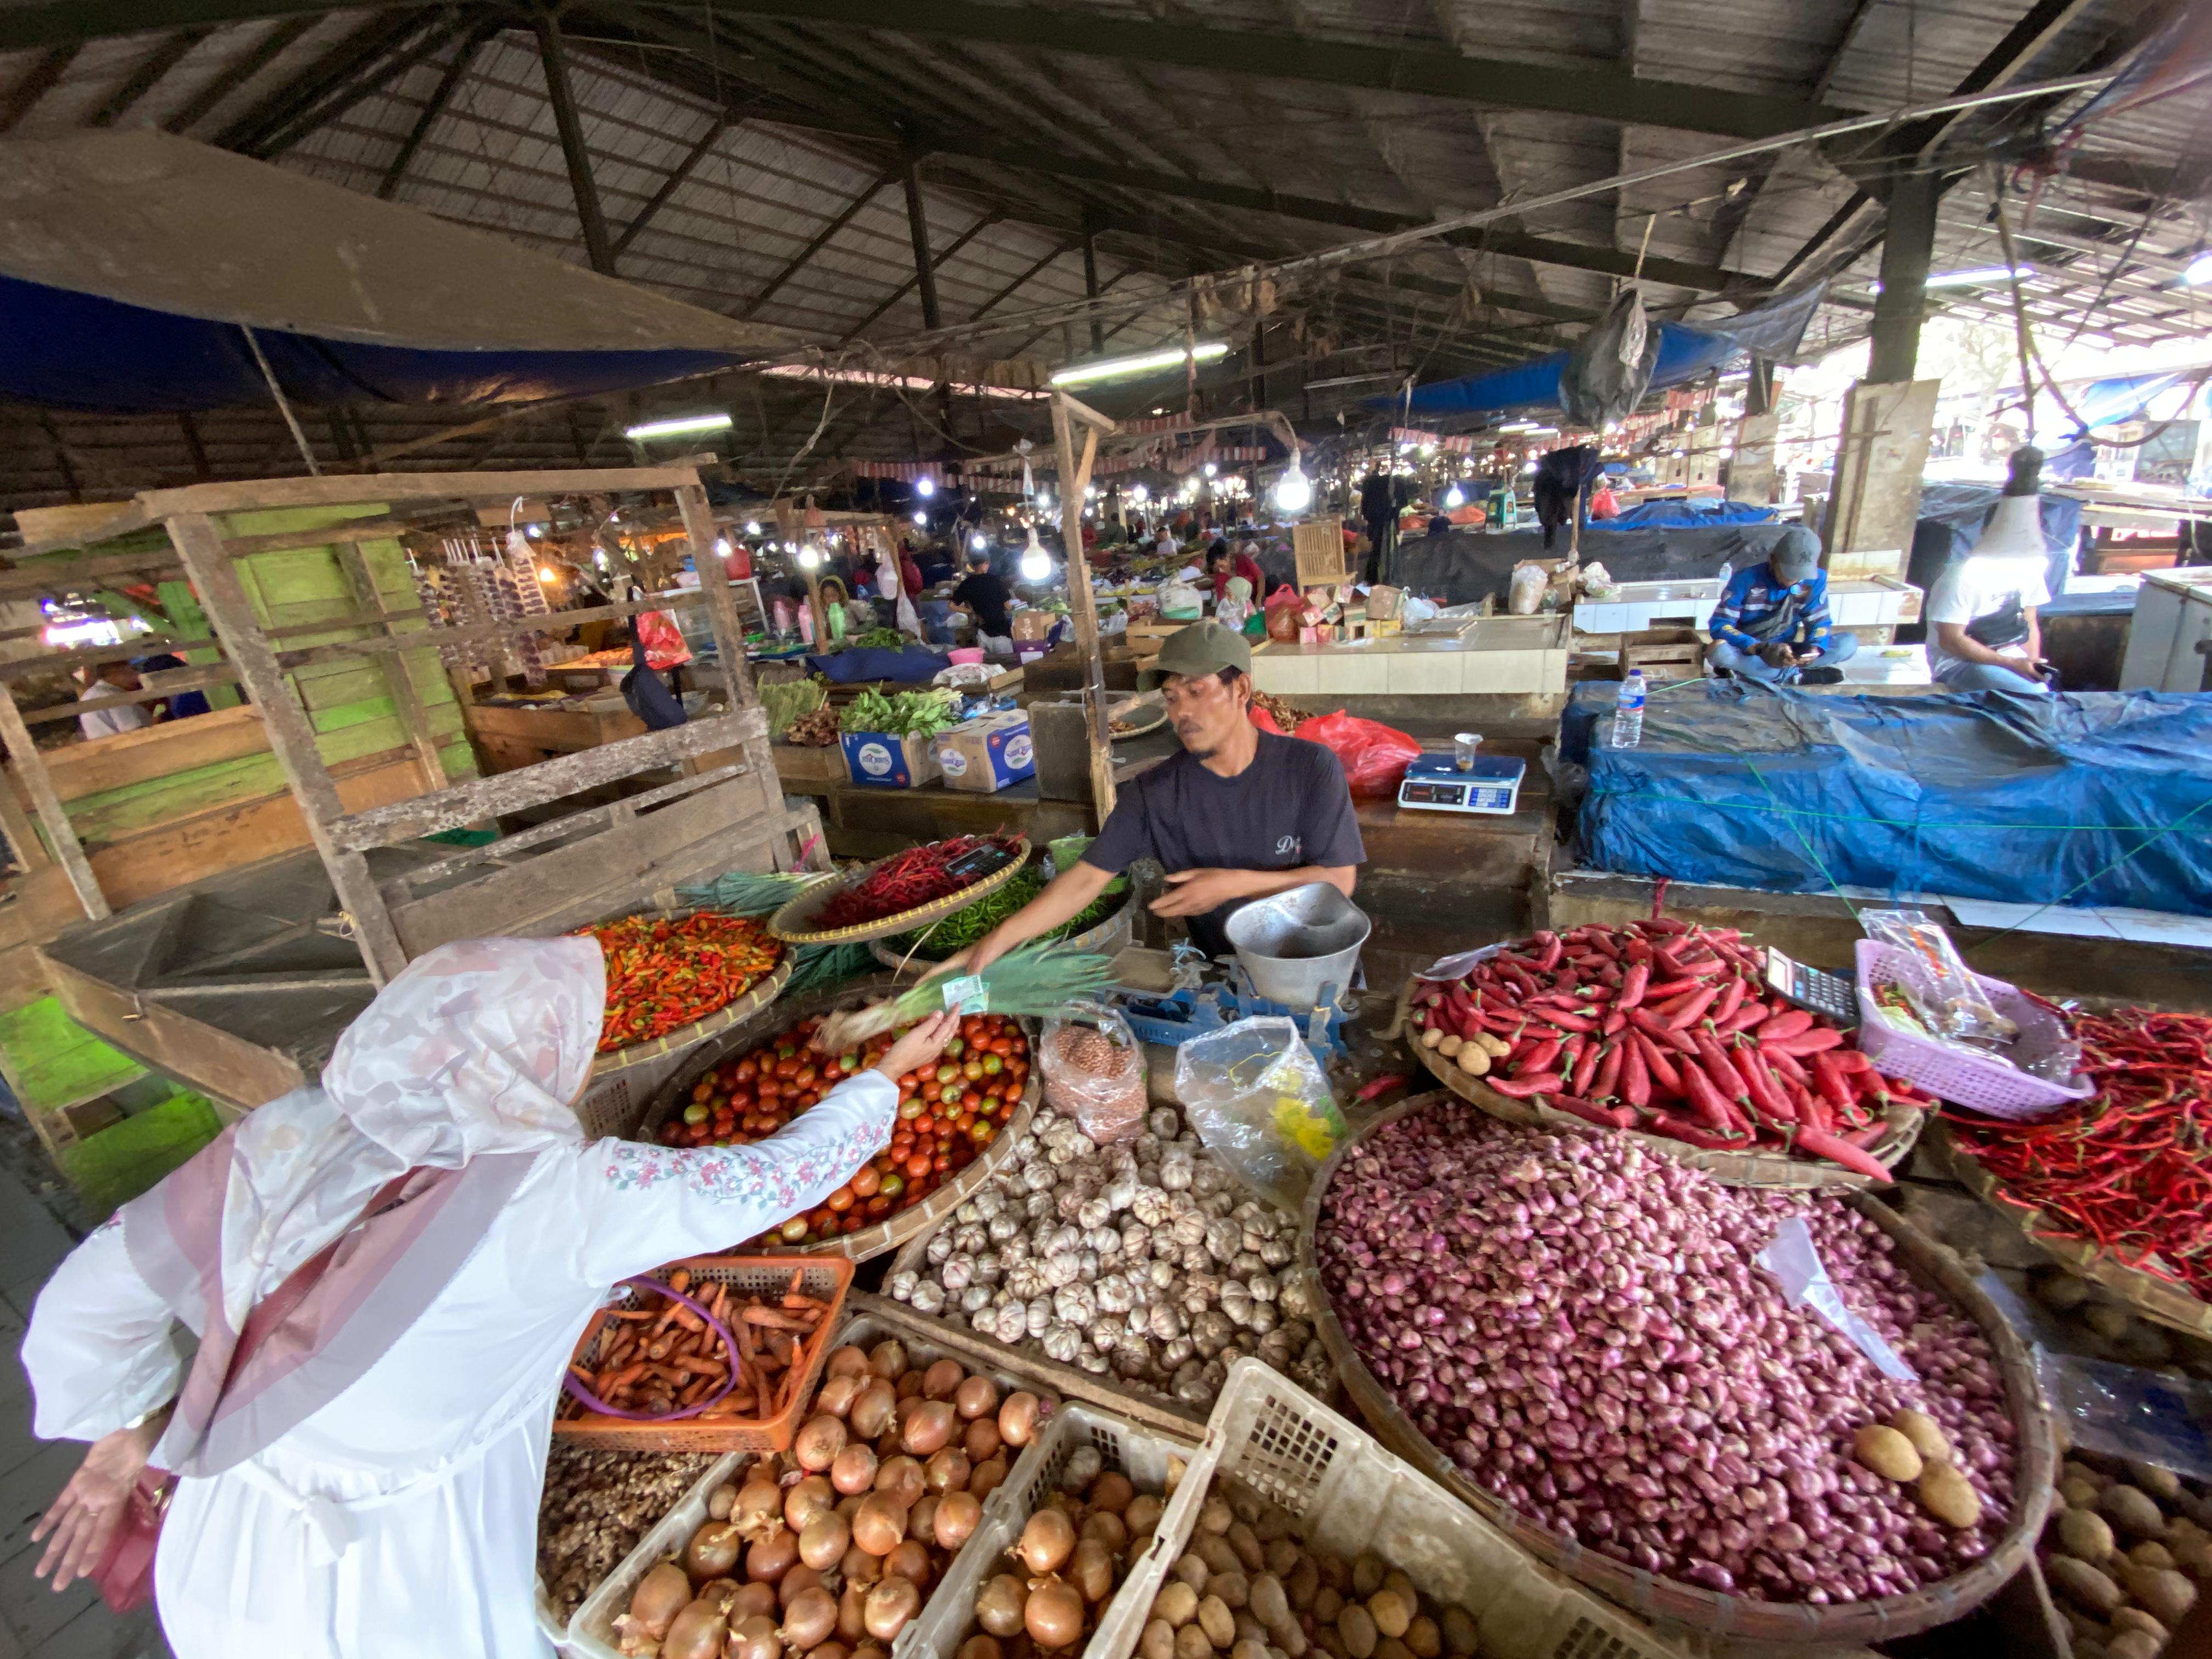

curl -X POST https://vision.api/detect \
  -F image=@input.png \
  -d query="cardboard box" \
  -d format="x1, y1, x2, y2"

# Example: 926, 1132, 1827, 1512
841, 730, 941, 788
934, 713, 1035, 793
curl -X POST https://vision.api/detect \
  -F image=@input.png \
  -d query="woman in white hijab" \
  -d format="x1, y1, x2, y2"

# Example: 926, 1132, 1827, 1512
21, 935, 956, 1659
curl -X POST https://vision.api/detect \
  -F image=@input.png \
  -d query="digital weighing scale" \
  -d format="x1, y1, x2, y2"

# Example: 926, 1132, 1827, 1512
1397, 753, 1526, 815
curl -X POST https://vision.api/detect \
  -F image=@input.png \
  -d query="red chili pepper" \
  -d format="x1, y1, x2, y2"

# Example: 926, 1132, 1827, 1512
1615, 962, 1650, 1011
1646, 1112, 1752, 1150
1486, 1072, 1563, 1098
1356, 1074, 1411, 1102
1593, 1040, 1626, 1103
1620, 1035, 1651, 1108
1763, 1027, 1844, 1056
1796, 1126, 1894, 1183
1663, 983, 1722, 1030
1632, 1029, 1683, 1094
1538, 1093, 1637, 1130
1757, 1009, 1816, 1042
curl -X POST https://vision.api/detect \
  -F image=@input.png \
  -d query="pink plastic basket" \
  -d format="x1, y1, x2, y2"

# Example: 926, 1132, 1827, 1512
1852, 939, 2091, 1120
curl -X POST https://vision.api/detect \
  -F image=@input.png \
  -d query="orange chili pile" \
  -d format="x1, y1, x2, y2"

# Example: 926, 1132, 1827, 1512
812, 833, 1022, 930
588, 912, 783, 1053
1948, 1007, 2212, 1297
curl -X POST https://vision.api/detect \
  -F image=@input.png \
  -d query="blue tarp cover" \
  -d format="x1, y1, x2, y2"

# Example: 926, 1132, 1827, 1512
805, 646, 948, 685
1564, 681, 2212, 916
1596, 498, 1777, 530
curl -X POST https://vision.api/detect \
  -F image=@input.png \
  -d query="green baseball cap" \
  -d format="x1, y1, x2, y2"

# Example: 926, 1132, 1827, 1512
1155, 618, 1252, 679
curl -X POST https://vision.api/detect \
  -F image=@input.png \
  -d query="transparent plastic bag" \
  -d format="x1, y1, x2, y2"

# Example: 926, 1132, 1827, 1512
1863, 909, 2018, 1046
1172, 1017, 1347, 1212
1040, 1007, 1148, 1144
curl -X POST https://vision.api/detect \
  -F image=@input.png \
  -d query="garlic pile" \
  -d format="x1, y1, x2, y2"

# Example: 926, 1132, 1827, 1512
887, 1105, 1331, 1409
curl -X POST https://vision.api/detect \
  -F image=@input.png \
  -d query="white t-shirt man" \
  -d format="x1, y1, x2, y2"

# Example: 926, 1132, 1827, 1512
1923, 554, 2051, 682
77, 678, 151, 741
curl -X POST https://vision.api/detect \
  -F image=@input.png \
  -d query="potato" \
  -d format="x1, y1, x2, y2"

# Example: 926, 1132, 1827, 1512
1177, 1624, 1216, 1659
1313, 1589, 1345, 1625
1250, 1575, 1291, 1633
2172, 1534, 2212, 1578
1351, 1555, 1388, 1599
1366, 1589, 1414, 1641
1379, 1572, 1415, 1607
2108, 1632, 2163, 1659
2033, 1265, 2092, 1311
1372, 1641, 1412, 1659
1253, 1509, 1294, 1546
1438, 1608, 1479, 1659
1403, 1617, 1441, 1659
2103, 1485, 2169, 1540
1853, 1424, 1923, 1482
1276, 1626, 1308, 1659
1128, 1495, 1167, 1538
2084, 1303, 2135, 1341
1264, 1542, 1302, 1579
1336, 1606, 1378, 1659
2119, 1562, 2198, 1627
2045, 1555, 2125, 1616
1231, 1641, 1273, 1659
1230, 1492, 1261, 1525
1890, 1409, 1951, 1466
2129, 1462, 2185, 1503
1175, 1555, 1212, 1593
2111, 1607, 2170, 1643
2063, 1477, 2104, 1509
1210, 1572, 1250, 1611
1199, 1596, 1238, 1650
1285, 1559, 1321, 1613
1454, 1045, 1489, 1076
2132, 1541, 2177, 1571
1918, 1463, 1982, 1528
1234, 1612, 1269, 1647
1199, 1499, 1234, 1537
1312, 1632, 1347, 1659
2056, 1508, 2117, 1562
1198, 1536, 1244, 1577
1424, 1028, 1448, 1052
1227, 1523, 1265, 1573
1156, 1582, 1201, 1628
1143, 1622, 1179, 1659
1316, 1556, 1351, 1594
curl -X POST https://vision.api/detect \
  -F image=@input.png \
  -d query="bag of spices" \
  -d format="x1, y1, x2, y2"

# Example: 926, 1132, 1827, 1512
1040, 1006, 1148, 1143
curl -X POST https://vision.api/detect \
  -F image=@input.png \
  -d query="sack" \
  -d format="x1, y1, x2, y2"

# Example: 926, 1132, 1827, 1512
1040, 1009, 1148, 1144
1172, 1017, 1346, 1212
1294, 710, 1421, 799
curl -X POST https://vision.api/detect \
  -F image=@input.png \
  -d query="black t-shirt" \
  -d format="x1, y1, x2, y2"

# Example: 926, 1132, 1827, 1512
953, 571, 1012, 636
1082, 731, 1367, 958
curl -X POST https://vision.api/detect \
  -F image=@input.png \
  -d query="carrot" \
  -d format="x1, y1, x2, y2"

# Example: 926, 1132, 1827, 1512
742, 1307, 818, 1331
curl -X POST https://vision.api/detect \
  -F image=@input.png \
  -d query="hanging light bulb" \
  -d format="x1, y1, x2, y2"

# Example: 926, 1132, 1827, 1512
1203, 462, 1218, 478
1020, 527, 1052, 581
970, 533, 988, 553
916, 477, 935, 498
744, 520, 762, 535
1442, 483, 1466, 510
798, 541, 824, 571
1273, 465, 1312, 514
714, 537, 732, 558
1130, 483, 1149, 504
911, 510, 927, 527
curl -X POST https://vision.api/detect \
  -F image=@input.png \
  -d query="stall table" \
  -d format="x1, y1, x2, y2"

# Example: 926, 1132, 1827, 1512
465, 695, 647, 774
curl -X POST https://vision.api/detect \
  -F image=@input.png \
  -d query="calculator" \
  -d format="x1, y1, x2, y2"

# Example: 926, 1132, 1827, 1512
1762, 947, 1861, 1029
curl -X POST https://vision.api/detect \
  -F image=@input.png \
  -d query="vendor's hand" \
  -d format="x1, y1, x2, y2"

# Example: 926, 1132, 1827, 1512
1759, 642, 1796, 669
33, 1409, 169, 1593
874, 1012, 961, 1082
1149, 868, 1252, 918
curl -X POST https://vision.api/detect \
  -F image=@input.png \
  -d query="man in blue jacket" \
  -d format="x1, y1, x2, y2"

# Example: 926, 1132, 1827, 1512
1703, 528, 1857, 685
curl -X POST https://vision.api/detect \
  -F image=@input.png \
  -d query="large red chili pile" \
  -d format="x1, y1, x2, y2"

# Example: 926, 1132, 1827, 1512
658, 1011, 1030, 1247
590, 913, 783, 1053
1948, 1007, 2212, 1298
810, 834, 1022, 931
1410, 920, 1934, 1180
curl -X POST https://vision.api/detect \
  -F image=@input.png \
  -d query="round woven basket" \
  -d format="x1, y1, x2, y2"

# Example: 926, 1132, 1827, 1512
1926, 1118, 2212, 1339
1297, 1092, 2056, 1646
1401, 979, 1924, 1190
634, 975, 1039, 1264
768, 838, 1031, 946
868, 887, 1136, 978
587, 907, 793, 1079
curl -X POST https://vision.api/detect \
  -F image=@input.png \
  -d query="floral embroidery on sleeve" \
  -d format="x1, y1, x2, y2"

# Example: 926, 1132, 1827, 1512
598, 1097, 891, 1210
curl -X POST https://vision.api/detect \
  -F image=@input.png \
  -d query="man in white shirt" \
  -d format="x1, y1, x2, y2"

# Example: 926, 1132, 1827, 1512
76, 662, 152, 741
1922, 445, 2056, 695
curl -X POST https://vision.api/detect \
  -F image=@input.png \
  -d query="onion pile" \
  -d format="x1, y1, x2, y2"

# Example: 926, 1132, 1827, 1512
1316, 1103, 2018, 1604
887, 1104, 1330, 1409
616, 1340, 1052, 1659
963, 1442, 1171, 1659
1139, 1479, 1477, 1659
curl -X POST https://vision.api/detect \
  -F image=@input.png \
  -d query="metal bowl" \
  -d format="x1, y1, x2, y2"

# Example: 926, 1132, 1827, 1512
1224, 881, 1370, 1008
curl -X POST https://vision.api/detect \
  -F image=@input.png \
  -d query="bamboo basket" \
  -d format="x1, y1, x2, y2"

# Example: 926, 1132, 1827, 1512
634, 976, 1039, 1265
587, 906, 793, 1078
1296, 1093, 2058, 1647
1402, 979, 1925, 1192
768, 837, 1030, 945
1925, 1117, 2212, 1340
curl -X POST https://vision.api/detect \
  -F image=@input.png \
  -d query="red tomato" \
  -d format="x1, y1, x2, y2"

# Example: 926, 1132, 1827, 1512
904, 1153, 932, 1179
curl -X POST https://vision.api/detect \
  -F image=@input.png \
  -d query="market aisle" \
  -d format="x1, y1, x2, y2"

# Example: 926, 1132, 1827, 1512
0, 1147, 171, 1658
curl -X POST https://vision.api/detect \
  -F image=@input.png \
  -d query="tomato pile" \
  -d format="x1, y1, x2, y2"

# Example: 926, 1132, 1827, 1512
657, 1011, 1031, 1248
589, 912, 783, 1053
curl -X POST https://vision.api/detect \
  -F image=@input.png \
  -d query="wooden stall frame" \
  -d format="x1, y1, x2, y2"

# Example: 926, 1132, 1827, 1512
1049, 390, 1120, 824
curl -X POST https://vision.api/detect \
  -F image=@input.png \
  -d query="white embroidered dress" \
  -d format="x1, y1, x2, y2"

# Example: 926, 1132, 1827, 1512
22, 939, 896, 1659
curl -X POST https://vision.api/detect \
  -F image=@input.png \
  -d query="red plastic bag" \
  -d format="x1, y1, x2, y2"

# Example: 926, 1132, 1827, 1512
633, 609, 693, 669
1249, 704, 1286, 735
1293, 710, 1421, 799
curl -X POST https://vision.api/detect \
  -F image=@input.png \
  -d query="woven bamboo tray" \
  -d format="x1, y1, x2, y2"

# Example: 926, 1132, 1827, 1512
635, 976, 1039, 1265
768, 837, 1030, 946
1925, 1117, 2212, 1339
1402, 980, 1924, 1191
869, 887, 1136, 977
1296, 1092, 2058, 1647
585, 905, 793, 1078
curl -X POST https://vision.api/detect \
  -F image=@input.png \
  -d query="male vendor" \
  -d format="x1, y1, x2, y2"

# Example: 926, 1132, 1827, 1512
930, 620, 1365, 969
1704, 527, 1857, 685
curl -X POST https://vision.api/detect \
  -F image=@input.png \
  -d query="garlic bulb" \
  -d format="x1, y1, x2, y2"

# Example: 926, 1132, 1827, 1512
1169, 1212, 1207, 1252
1147, 1259, 1177, 1292
1056, 1187, 1090, 1221
1161, 1336, 1195, 1369
1148, 1108, 1180, 1139
887, 1271, 919, 1302
1025, 1296, 1052, 1338
956, 1200, 981, 1226
1077, 1349, 1111, 1375
1221, 1282, 1255, 1327
962, 1284, 994, 1314
1249, 1302, 1278, 1336
1203, 1189, 1236, 1218
1076, 1197, 1114, 1232
1181, 1246, 1212, 1277
972, 1188, 1006, 1222
1065, 1446, 1103, 1491
1120, 1224, 1153, 1262
1024, 1190, 1054, 1220
1277, 1275, 1316, 1321
994, 1303, 1028, 1344
1042, 1251, 1083, 1289
1258, 1237, 1293, 1268
1114, 1336, 1153, 1379
973, 1252, 1002, 1284
911, 1282, 947, 1316
987, 1212, 1022, 1244
1096, 1273, 1135, 1315
1043, 1326, 1081, 1363
1129, 1186, 1171, 1227
1192, 1310, 1233, 1356
1172, 1362, 1211, 1404
1052, 1282, 1097, 1327
1006, 1262, 1048, 1300
1148, 1301, 1188, 1341
1093, 1312, 1126, 1349
1022, 1164, 1058, 1194
1085, 1226, 1121, 1255
927, 1232, 957, 1266
1190, 1162, 1227, 1197
1000, 1235, 1031, 1265
1204, 1217, 1241, 1263
1231, 1251, 1265, 1277
955, 1223, 989, 1255
1159, 1148, 1195, 1192
941, 1256, 974, 1293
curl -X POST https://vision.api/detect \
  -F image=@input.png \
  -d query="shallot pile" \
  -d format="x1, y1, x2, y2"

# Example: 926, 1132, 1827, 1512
1316, 1102, 2019, 1604
887, 1104, 1330, 1409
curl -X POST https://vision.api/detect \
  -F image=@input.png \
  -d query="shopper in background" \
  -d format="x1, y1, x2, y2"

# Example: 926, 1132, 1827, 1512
133, 654, 212, 720
74, 661, 150, 741
23, 937, 955, 1659
951, 546, 1014, 651
1703, 527, 1857, 685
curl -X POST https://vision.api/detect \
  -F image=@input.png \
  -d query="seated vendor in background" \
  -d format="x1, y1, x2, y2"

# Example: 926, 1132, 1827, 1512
1924, 446, 2056, 695
929, 620, 1365, 970
951, 548, 1013, 648
1705, 528, 1857, 685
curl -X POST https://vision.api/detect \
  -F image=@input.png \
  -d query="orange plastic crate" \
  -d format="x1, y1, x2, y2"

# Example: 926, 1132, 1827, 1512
554, 1254, 854, 1453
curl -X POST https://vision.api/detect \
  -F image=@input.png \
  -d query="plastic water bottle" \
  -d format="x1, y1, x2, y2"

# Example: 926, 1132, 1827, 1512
1611, 669, 1646, 748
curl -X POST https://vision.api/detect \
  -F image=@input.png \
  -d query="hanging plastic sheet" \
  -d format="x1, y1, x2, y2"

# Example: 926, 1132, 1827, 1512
1562, 680, 2212, 916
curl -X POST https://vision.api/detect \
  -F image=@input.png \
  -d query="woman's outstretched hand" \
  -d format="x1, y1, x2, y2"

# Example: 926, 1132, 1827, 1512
872, 1011, 961, 1084
32, 1408, 169, 1592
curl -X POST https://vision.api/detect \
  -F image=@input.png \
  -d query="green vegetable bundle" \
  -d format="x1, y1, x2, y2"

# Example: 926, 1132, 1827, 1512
849, 627, 910, 650
839, 686, 961, 737
758, 679, 826, 740
816, 940, 1114, 1048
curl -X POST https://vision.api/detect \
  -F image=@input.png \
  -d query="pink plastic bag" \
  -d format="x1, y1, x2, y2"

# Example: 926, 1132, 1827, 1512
1294, 710, 1421, 799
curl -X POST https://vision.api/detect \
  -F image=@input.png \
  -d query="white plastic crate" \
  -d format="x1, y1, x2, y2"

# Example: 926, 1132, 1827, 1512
1103, 1359, 1691, 1659
562, 1451, 749, 1659
897, 1400, 1201, 1659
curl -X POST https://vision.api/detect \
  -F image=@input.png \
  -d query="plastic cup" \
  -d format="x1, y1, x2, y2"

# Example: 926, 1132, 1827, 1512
1453, 732, 1482, 770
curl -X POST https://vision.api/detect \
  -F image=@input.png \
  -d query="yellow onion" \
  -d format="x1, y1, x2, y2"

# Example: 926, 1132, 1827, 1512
851, 1493, 909, 1557
727, 1613, 782, 1659
815, 1373, 865, 1419
685, 1521, 743, 1581
923, 1358, 967, 1400
781, 1585, 839, 1651
975, 1573, 1028, 1638
934, 1491, 981, 1551
960, 1638, 1005, 1659
785, 1476, 836, 1533
902, 1401, 957, 1457
868, 1340, 909, 1381
1089, 1472, 1134, 1514
826, 1345, 872, 1380
662, 1601, 730, 1659
1016, 1509, 1076, 1576
1025, 1578, 1085, 1647
618, 1561, 691, 1644
998, 1392, 1041, 1447
848, 1380, 898, 1441
1069, 1538, 1116, 1603
831, 1444, 879, 1497
732, 1483, 786, 1545
795, 1416, 848, 1474
863, 1576, 922, 1642
837, 1582, 870, 1643
924, 1447, 971, 1495
731, 1583, 779, 1623
874, 1457, 925, 1510
799, 1513, 851, 1572
964, 1418, 1002, 1464
969, 1456, 1009, 1506
746, 1527, 799, 1583
883, 1539, 930, 1585
954, 1374, 1000, 1421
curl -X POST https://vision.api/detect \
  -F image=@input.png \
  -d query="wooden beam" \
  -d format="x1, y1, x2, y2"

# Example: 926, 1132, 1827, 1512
162, 14, 317, 133
274, 591, 712, 669
535, 12, 616, 274
329, 706, 769, 850
900, 153, 945, 331
0, 766, 52, 871
376, 19, 489, 198
844, 213, 998, 343
133, 461, 714, 516
165, 509, 409, 981
213, 10, 424, 152
738, 167, 900, 319
0, 551, 186, 600
0, 634, 219, 684
611, 116, 728, 257
88, 29, 211, 126
1049, 392, 1115, 825
21, 667, 247, 726
0, 42, 81, 134
0, 697, 104, 917
334, 542, 450, 795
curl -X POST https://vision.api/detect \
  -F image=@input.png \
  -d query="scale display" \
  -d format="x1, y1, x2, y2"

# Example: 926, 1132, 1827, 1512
1397, 754, 1526, 816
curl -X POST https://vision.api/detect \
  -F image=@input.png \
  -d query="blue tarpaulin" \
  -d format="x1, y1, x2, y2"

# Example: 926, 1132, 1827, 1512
1595, 498, 1777, 531
1563, 681, 2212, 916
805, 646, 949, 685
